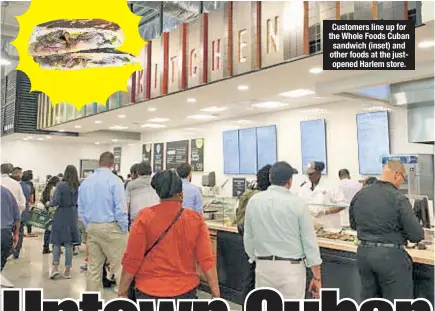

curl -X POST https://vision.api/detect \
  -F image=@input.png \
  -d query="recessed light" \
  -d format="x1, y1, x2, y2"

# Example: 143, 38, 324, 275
147, 107, 157, 112
74, 125, 82, 129
238, 85, 249, 91
314, 96, 323, 99
148, 118, 169, 123
0, 59, 11, 66
26, 136, 34, 139
187, 98, 197, 103
183, 128, 200, 131
112, 139, 118, 142
252, 102, 289, 109
23, 138, 28, 141
128, 143, 134, 146
186, 114, 217, 120
200, 106, 228, 113
418, 40, 435, 48
94, 120, 102, 124
309, 67, 323, 74
37, 138, 44, 141
118, 114, 126, 118
45, 136, 52, 139
235, 120, 254, 124
94, 142, 100, 145
109, 125, 128, 130
140, 124, 167, 128
59, 129, 65, 132
279, 89, 315, 98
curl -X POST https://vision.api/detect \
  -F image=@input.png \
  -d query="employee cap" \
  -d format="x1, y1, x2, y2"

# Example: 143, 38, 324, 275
306, 161, 325, 174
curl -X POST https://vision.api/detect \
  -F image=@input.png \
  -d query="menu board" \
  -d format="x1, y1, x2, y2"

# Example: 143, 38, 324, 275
113, 147, 122, 173
357, 111, 390, 175
232, 178, 247, 197
257, 125, 277, 169
190, 138, 204, 171
153, 143, 164, 172
239, 128, 258, 174
142, 144, 152, 164
165, 140, 189, 170
223, 130, 240, 174
300, 119, 327, 174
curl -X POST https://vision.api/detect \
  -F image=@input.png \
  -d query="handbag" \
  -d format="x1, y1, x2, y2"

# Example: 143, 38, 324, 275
128, 208, 184, 301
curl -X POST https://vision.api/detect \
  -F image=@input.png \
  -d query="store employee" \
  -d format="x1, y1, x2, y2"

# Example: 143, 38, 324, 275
298, 161, 346, 228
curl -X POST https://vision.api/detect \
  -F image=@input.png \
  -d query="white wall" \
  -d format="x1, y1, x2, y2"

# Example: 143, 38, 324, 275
122, 100, 433, 196
0, 141, 105, 182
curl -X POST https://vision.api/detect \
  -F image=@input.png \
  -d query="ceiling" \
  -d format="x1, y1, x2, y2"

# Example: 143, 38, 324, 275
43, 21, 434, 138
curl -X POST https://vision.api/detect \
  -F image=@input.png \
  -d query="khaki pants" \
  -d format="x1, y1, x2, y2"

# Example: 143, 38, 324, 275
86, 222, 128, 291
255, 260, 306, 299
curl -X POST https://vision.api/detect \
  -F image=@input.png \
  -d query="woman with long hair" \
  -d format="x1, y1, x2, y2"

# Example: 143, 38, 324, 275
48, 165, 80, 279
118, 169, 219, 302
41, 176, 60, 254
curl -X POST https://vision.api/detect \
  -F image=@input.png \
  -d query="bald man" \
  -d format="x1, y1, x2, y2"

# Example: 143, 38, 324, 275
349, 161, 424, 301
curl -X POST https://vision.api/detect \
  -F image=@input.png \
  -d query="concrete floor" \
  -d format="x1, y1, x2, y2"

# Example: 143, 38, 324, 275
1, 228, 241, 310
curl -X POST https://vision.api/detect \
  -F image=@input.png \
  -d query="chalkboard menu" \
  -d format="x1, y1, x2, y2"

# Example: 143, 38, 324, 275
113, 147, 122, 173
142, 143, 152, 164
166, 140, 189, 170
153, 143, 164, 172
232, 178, 246, 197
190, 138, 204, 171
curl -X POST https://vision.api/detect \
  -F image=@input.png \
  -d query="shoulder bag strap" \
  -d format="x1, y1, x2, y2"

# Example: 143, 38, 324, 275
144, 208, 184, 257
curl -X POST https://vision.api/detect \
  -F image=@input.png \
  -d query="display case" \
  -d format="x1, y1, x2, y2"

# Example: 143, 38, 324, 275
202, 195, 238, 228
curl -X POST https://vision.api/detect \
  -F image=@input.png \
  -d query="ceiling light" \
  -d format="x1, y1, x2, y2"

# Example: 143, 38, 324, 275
184, 128, 199, 131
109, 125, 128, 130
200, 106, 228, 113
37, 138, 44, 141
187, 98, 197, 103
74, 125, 81, 129
148, 118, 169, 123
128, 143, 134, 146
94, 142, 100, 145
140, 124, 167, 128
59, 129, 65, 132
314, 96, 323, 99
309, 67, 323, 74
418, 40, 435, 48
186, 114, 217, 120
147, 107, 157, 112
279, 89, 315, 98
45, 136, 52, 139
235, 120, 254, 124
0, 59, 11, 66
26, 136, 34, 139
112, 139, 118, 142
118, 114, 126, 118
238, 85, 249, 91
252, 102, 289, 109
94, 120, 102, 124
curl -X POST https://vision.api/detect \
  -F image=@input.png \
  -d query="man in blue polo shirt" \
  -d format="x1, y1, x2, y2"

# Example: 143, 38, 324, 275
176, 163, 203, 215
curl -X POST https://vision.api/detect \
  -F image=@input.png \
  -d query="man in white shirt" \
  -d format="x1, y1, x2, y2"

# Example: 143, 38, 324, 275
1, 163, 26, 212
336, 169, 362, 226
298, 161, 346, 228
244, 161, 322, 299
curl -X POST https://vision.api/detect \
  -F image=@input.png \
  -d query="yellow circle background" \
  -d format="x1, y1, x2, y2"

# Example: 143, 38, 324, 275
11, 0, 146, 110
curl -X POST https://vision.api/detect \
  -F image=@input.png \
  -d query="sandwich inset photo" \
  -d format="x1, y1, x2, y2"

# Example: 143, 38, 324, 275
28, 19, 137, 70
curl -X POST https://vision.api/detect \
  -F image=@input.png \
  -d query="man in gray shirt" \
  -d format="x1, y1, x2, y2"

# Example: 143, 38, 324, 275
125, 162, 159, 225
244, 161, 322, 299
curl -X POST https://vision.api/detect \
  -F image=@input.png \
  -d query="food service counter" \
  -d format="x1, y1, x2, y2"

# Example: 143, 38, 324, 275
200, 222, 434, 306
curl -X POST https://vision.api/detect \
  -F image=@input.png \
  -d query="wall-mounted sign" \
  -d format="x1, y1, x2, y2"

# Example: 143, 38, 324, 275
113, 147, 122, 173
166, 140, 189, 170
142, 143, 152, 165
153, 143, 164, 172
190, 138, 204, 171
232, 177, 247, 197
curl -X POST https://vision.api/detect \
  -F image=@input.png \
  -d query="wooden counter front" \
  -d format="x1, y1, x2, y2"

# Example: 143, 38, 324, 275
206, 222, 435, 266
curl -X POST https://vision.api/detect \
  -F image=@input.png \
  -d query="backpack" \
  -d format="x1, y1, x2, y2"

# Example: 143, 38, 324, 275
235, 189, 260, 235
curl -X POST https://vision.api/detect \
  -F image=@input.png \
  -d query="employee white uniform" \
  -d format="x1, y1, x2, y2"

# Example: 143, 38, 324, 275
335, 178, 362, 226
299, 177, 345, 228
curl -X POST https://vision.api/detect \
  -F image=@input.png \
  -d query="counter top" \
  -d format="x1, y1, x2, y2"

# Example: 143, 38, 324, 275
205, 221, 435, 266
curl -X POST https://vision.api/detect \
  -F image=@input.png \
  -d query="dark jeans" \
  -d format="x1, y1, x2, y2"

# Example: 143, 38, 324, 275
357, 245, 413, 301
135, 287, 197, 304
26, 224, 32, 234
241, 255, 256, 302
43, 229, 51, 250
13, 221, 24, 258
1, 228, 13, 271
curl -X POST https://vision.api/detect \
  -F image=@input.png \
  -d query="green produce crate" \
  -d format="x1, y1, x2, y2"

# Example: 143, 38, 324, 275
26, 208, 54, 229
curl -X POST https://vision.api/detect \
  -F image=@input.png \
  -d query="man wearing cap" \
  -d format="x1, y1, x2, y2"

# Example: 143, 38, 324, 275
298, 161, 346, 229
244, 161, 322, 299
